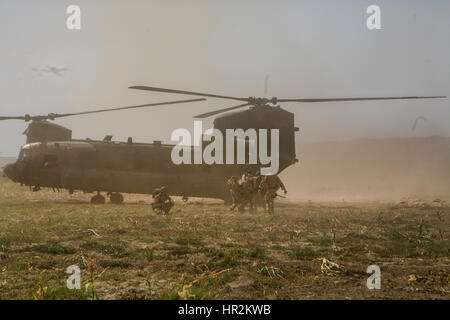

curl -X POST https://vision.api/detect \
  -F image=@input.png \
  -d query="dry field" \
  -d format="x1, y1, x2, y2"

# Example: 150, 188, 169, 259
0, 176, 448, 300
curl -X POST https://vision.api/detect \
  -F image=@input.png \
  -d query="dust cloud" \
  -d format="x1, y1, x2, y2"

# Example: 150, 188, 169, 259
281, 136, 450, 202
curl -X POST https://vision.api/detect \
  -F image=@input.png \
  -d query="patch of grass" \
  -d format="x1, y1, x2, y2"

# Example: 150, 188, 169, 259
268, 232, 279, 241
125, 248, 154, 261
318, 233, 332, 246
98, 259, 132, 269
37, 260, 59, 270
207, 251, 241, 269
150, 221, 169, 229
45, 286, 90, 300
230, 248, 247, 257
80, 242, 128, 257
344, 232, 376, 241
174, 237, 203, 246
259, 266, 284, 278
21, 242, 77, 255
383, 227, 406, 241
202, 247, 225, 258
418, 240, 449, 257
288, 246, 320, 260
248, 246, 266, 259
102, 270, 129, 282
169, 245, 191, 256
157, 284, 210, 300
373, 241, 417, 258
0, 237, 12, 249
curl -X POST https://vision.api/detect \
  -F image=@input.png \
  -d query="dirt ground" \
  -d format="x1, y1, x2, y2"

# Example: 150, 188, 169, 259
0, 176, 448, 300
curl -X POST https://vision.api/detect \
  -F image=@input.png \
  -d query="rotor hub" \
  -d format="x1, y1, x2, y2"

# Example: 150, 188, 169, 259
247, 97, 278, 107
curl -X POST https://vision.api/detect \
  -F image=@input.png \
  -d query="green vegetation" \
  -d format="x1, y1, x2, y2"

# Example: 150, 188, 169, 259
0, 177, 448, 299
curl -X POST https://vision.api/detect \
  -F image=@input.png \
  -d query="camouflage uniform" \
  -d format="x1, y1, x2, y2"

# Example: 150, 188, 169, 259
229, 171, 264, 213
152, 186, 174, 214
241, 172, 264, 213
259, 175, 287, 214
240, 171, 253, 185
227, 176, 247, 212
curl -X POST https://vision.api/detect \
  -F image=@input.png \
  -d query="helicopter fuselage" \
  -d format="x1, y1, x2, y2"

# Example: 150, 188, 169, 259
3, 105, 299, 201
4, 139, 287, 200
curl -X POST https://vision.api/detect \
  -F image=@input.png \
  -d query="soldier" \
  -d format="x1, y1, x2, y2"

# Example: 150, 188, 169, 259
240, 170, 263, 213
259, 175, 287, 214
151, 186, 174, 214
227, 176, 247, 212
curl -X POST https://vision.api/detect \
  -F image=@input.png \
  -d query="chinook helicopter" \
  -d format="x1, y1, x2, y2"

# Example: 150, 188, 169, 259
1, 86, 445, 204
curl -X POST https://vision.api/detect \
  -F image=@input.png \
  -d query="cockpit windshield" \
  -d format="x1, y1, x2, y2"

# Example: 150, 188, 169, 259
21, 143, 41, 150
18, 143, 40, 161
18, 149, 29, 161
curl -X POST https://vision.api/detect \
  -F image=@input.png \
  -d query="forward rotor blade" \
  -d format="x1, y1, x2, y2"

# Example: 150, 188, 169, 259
129, 86, 248, 102
194, 103, 250, 119
0, 116, 27, 121
0, 98, 205, 122
277, 96, 446, 103
54, 98, 206, 119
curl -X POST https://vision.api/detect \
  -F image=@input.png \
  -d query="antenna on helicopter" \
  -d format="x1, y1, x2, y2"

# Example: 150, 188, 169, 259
264, 74, 270, 96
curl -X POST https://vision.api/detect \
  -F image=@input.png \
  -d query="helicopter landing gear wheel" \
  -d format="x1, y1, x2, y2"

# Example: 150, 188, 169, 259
91, 193, 106, 204
110, 193, 124, 205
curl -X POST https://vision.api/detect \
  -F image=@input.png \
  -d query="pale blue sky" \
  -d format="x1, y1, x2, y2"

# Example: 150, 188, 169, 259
0, 0, 449, 156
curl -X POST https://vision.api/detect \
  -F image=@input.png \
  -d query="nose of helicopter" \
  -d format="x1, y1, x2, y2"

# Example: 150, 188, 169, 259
3, 163, 16, 181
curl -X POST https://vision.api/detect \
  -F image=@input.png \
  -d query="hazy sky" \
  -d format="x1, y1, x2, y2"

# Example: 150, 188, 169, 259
0, 0, 449, 156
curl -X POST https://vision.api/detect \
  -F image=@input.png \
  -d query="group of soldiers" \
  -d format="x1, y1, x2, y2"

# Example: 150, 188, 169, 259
227, 171, 287, 214
151, 171, 287, 215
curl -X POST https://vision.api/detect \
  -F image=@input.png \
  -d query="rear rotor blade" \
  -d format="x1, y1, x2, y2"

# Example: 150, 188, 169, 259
278, 96, 446, 103
194, 103, 250, 119
129, 86, 248, 102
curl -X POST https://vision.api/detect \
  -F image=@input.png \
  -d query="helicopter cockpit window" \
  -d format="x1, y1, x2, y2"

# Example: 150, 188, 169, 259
18, 143, 42, 161
17, 150, 24, 161
21, 142, 41, 150
18, 149, 30, 162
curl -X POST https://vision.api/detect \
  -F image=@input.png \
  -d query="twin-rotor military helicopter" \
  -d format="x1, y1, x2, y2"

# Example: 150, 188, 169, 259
1, 85, 445, 204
